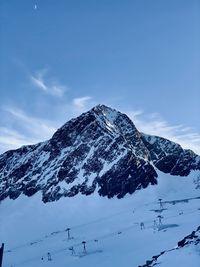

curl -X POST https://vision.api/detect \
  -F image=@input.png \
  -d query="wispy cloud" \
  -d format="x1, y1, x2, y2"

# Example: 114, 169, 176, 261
127, 110, 200, 155
0, 127, 38, 152
4, 106, 56, 137
0, 95, 94, 153
30, 69, 67, 97
72, 96, 94, 113
0, 106, 57, 154
72, 96, 92, 109
1, 103, 199, 156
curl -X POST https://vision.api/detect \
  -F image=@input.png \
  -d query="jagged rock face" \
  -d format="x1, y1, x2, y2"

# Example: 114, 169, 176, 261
141, 134, 200, 176
177, 226, 200, 247
0, 105, 199, 203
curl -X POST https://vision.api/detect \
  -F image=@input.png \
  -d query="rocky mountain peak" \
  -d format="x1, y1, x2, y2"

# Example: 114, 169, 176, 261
0, 105, 199, 203
49, 104, 145, 159
91, 104, 138, 135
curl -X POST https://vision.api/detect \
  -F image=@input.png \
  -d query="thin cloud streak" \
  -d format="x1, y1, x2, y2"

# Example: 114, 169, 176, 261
0, 106, 57, 154
72, 96, 93, 109
30, 69, 67, 97
4, 106, 56, 138
0, 127, 38, 153
0, 96, 95, 154
71, 96, 95, 115
1, 105, 199, 156
31, 76, 47, 91
127, 110, 200, 155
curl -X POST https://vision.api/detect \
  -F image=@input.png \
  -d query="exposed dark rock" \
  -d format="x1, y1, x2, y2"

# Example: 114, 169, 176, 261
142, 134, 200, 176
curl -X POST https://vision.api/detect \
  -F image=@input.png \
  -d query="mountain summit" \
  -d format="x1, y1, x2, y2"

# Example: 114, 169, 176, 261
0, 105, 200, 202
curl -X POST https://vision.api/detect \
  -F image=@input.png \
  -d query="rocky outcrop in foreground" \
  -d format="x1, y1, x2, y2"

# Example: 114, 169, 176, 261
139, 225, 200, 267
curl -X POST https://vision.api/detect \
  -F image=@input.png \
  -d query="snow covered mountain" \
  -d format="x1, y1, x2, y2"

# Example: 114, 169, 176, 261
0, 104, 200, 203
0, 104, 200, 267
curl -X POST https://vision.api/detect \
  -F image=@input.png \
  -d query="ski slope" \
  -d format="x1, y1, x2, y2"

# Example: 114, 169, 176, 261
1, 170, 200, 267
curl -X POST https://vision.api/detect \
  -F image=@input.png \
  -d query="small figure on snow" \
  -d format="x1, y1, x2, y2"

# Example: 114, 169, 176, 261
47, 252, 52, 261
69, 246, 75, 255
140, 222, 145, 230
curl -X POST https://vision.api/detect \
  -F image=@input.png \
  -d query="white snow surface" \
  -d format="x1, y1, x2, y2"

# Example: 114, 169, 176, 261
0, 170, 200, 267
153, 243, 200, 267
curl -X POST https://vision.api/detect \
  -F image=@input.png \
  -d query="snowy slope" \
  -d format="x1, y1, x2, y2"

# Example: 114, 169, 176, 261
1, 170, 200, 267
140, 226, 200, 267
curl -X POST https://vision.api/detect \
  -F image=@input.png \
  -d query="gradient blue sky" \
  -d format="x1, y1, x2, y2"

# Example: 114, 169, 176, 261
0, 0, 200, 154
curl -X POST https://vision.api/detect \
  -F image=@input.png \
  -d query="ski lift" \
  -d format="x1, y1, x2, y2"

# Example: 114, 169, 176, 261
82, 241, 87, 254
158, 198, 163, 209
66, 228, 71, 240
157, 215, 163, 226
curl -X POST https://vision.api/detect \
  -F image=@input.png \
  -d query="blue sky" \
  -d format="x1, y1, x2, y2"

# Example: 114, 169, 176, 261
0, 0, 200, 154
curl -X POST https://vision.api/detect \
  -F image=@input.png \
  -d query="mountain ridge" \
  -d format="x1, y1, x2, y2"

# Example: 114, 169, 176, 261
0, 105, 200, 203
